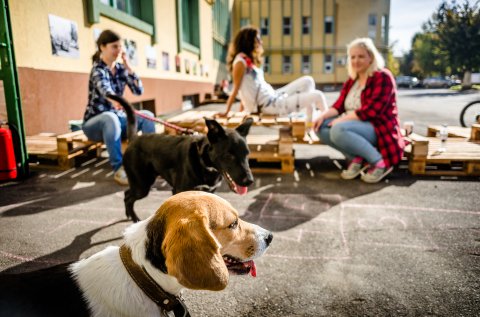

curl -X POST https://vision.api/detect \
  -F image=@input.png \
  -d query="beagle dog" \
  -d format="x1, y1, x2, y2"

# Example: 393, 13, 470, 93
0, 191, 273, 317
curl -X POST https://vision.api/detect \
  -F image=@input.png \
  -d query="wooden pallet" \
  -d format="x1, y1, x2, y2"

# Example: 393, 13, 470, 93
27, 131, 103, 169
247, 127, 295, 173
427, 125, 472, 139
165, 110, 306, 140
407, 125, 480, 176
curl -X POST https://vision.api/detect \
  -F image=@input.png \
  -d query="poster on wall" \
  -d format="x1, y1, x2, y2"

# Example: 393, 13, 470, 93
185, 59, 190, 74
175, 55, 181, 72
145, 45, 157, 69
124, 39, 138, 66
93, 28, 102, 43
162, 52, 170, 71
48, 14, 79, 58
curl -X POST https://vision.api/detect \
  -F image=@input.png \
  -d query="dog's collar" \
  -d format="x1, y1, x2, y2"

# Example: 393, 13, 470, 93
196, 141, 218, 173
119, 245, 190, 317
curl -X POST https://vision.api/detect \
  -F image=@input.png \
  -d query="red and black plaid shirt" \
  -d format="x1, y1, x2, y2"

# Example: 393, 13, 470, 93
332, 69, 405, 167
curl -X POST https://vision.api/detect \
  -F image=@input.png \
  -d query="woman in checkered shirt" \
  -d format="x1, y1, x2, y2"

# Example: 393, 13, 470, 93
313, 38, 405, 183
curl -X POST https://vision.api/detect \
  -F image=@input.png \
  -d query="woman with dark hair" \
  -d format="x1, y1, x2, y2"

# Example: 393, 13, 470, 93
82, 29, 155, 185
219, 26, 328, 136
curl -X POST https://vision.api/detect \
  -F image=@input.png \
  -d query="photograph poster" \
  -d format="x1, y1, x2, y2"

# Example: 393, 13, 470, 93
48, 14, 79, 58
162, 52, 170, 71
145, 45, 157, 69
175, 55, 181, 73
123, 39, 138, 66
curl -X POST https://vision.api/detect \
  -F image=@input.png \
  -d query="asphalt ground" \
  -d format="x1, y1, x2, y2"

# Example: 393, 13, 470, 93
1, 89, 479, 316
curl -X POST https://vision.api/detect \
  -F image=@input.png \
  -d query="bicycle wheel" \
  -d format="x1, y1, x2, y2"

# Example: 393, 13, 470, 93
459, 100, 480, 127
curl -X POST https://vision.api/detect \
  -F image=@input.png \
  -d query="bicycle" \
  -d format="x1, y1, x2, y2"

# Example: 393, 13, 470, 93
459, 99, 480, 127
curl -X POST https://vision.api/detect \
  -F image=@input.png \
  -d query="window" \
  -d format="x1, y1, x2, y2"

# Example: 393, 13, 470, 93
178, 0, 200, 54
302, 16, 311, 35
324, 54, 333, 73
260, 18, 269, 36
283, 55, 292, 74
368, 14, 377, 39
87, 0, 155, 39
302, 55, 311, 74
381, 15, 388, 43
324, 16, 333, 34
263, 55, 270, 74
283, 17, 291, 35
240, 18, 250, 27
212, 0, 230, 62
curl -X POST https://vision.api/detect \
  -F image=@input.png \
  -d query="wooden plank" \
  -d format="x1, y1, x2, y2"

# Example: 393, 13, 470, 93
427, 125, 471, 138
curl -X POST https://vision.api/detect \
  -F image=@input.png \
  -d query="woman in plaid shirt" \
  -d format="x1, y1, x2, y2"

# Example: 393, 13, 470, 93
82, 30, 155, 185
313, 38, 405, 183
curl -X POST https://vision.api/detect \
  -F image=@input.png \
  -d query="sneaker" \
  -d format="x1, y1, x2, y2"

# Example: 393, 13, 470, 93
340, 161, 368, 180
114, 166, 129, 186
360, 166, 394, 183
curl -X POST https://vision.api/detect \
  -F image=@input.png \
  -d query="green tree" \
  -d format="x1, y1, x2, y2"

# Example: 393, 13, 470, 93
411, 31, 449, 77
427, 0, 480, 88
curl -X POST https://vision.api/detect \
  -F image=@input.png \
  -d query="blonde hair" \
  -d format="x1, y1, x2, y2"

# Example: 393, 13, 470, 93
346, 38, 385, 79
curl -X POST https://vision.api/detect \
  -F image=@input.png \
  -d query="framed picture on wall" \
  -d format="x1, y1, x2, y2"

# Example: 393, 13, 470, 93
175, 55, 181, 72
48, 14, 79, 58
145, 45, 157, 69
162, 52, 170, 71
124, 39, 138, 66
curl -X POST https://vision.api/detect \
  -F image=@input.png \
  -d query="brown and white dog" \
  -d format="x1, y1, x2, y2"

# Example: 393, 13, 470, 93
0, 191, 273, 317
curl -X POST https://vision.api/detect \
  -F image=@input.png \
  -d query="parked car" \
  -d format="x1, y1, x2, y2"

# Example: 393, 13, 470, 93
396, 76, 420, 88
422, 76, 454, 88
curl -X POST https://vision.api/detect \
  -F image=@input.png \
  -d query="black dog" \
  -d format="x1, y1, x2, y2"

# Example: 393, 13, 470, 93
108, 94, 254, 222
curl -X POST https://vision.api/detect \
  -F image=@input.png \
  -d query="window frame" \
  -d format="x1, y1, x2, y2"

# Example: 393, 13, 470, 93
324, 16, 333, 34
260, 17, 269, 36
177, 0, 200, 55
283, 17, 291, 36
282, 55, 292, 74
302, 55, 311, 74
87, 0, 155, 41
302, 16, 311, 35
263, 55, 270, 74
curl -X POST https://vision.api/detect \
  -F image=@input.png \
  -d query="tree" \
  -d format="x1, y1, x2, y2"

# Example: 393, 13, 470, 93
411, 31, 449, 77
427, 0, 480, 88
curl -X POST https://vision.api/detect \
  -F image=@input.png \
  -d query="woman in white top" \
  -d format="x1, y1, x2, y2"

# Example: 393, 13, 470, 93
218, 26, 328, 133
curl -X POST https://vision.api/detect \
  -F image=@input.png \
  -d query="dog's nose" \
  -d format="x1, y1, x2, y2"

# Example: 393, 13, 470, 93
265, 232, 273, 246
242, 176, 254, 186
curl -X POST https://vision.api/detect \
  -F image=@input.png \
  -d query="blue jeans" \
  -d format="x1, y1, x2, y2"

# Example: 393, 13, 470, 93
316, 117, 382, 164
82, 111, 155, 171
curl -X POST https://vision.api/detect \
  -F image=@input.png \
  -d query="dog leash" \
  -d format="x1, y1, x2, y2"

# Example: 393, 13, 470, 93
119, 245, 191, 317
134, 110, 197, 135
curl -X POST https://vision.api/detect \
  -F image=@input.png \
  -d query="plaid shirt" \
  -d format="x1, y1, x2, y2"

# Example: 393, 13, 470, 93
332, 69, 405, 167
83, 60, 143, 122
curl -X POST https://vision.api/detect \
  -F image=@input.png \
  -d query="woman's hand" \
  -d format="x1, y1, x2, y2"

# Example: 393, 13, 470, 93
216, 111, 230, 118
121, 51, 133, 74
313, 115, 325, 131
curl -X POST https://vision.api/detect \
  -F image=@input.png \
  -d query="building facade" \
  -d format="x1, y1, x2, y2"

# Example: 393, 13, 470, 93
2, 0, 232, 135
232, 0, 390, 88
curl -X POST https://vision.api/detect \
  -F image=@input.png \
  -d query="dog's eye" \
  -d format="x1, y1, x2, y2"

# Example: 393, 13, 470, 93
223, 153, 235, 161
228, 219, 238, 229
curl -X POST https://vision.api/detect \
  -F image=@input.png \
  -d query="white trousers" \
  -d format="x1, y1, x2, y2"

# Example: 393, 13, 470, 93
262, 76, 328, 124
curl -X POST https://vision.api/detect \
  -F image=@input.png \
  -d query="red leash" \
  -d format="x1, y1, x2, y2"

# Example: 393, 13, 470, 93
134, 110, 197, 135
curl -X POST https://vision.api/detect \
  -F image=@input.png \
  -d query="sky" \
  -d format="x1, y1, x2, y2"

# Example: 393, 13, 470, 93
389, 0, 445, 57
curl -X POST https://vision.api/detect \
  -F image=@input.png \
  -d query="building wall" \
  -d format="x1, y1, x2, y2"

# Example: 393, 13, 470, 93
232, 0, 390, 88
8, 0, 231, 135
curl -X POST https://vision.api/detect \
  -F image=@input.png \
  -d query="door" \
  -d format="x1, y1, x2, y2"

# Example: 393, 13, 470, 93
0, 0, 28, 178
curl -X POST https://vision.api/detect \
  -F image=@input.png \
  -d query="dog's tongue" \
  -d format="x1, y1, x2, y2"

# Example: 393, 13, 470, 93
249, 260, 257, 277
235, 185, 248, 195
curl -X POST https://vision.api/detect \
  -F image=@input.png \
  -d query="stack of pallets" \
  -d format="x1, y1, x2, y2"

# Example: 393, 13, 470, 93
407, 124, 480, 176
27, 131, 103, 169
247, 127, 294, 174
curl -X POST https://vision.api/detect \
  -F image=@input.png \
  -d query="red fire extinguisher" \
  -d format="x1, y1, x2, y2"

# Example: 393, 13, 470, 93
0, 123, 17, 181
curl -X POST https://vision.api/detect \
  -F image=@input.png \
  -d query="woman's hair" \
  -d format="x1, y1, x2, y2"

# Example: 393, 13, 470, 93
346, 37, 385, 79
91, 29, 121, 63
226, 26, 262, 72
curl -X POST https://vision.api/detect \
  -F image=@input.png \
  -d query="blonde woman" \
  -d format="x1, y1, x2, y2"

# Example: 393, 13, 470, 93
219, 26, 327, 134
313, 38, 404, 183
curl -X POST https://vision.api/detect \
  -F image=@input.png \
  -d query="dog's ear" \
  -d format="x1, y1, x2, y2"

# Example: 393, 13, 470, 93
163, 213, 229, 291
205, 118, 226, 143
235, 117, 254, 138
